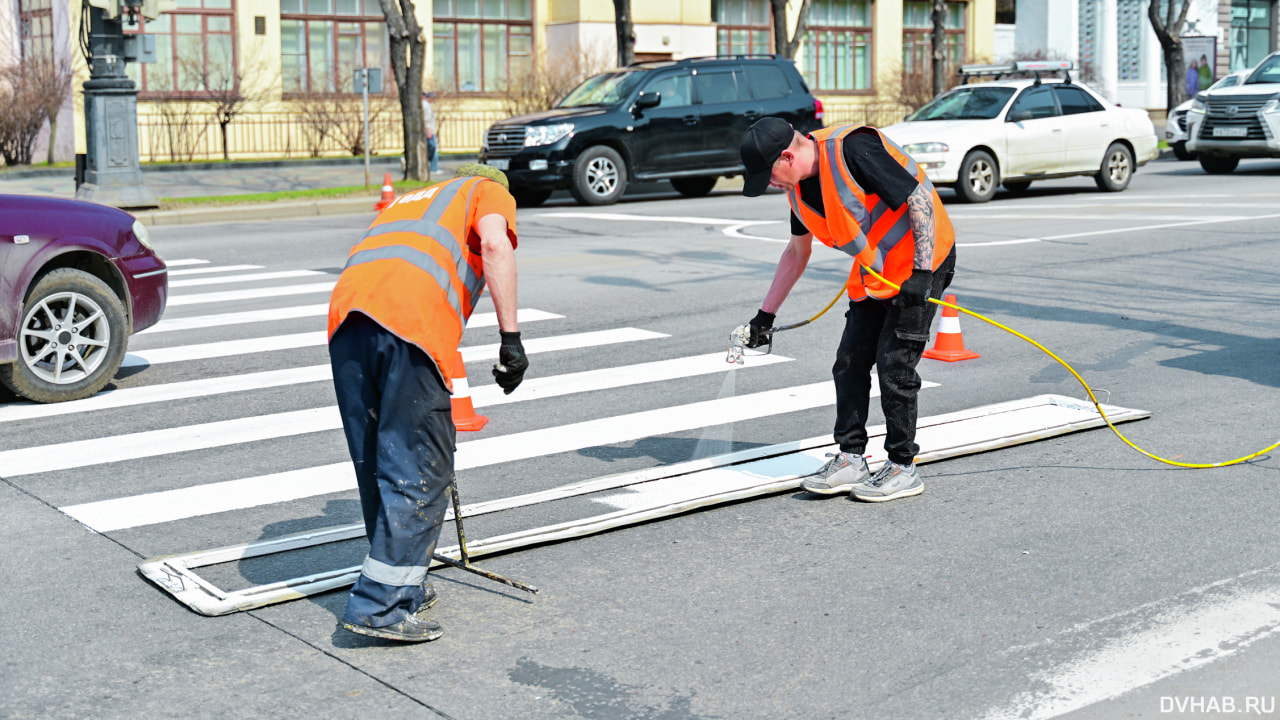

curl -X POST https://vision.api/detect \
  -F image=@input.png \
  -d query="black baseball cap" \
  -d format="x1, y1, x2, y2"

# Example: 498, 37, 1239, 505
740, 117, 795, 197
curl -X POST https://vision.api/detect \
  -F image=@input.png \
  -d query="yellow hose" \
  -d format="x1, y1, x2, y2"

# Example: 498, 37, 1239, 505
792, 267, 1279, 469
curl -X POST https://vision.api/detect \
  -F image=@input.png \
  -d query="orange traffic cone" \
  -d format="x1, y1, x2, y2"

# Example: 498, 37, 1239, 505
448, 350, 489, 431
923, 294, 980, 362
374, 173, 395, 211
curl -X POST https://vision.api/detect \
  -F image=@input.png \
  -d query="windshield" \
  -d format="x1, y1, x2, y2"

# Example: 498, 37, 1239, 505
1245, 55, 1280, 84
906, 86, 1017, 121
558, 71, 646, 108
1208, 73, 1243, 90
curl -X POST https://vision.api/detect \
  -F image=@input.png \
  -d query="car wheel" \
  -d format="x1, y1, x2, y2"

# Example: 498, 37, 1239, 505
955, 150, 998, 203
570, 146, 627, 206
0, 268, 128, 403
1198, 156, 1239, 174
1002, 180, 1032, 194
512, 187, 552, 207
1095, 143, 1134, 192
1172, 142, 1193, 161
670, 176, 718, 197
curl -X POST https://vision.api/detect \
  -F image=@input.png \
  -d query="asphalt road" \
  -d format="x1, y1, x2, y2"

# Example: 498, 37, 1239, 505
3, 155, 1280, 719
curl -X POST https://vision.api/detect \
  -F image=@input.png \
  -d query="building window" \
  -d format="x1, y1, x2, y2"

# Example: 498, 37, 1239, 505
125, 0, 235, 94
18, 0, 55, 61
802, 0, 872, 91
1117, 0, 1143, 80
1230, 0, 1274, 71
713, 0, 771, 56
280, 0, 388, 94
432, 0, 532, 93
902, 1, 966, 76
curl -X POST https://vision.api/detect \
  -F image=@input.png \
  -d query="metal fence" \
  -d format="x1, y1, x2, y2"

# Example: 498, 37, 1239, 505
136, 106, 507, 163
821, 102, 915, 129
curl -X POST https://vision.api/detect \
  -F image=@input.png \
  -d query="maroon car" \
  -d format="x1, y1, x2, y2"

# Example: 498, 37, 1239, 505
0, 195, 167, 403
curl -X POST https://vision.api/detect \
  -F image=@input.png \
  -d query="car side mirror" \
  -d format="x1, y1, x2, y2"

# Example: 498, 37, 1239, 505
633, 92, 661, 114
1007, 108, 1032, 122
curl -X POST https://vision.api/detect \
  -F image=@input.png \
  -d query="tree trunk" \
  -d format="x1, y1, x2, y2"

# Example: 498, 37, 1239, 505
613, 0, 633, 66
221, 121, 231, 161
931, 0, 947, 97
46, 116, 57, 165
1147, 0, 1194, 112
770, 0, 811, 60
379, 0, 426, 181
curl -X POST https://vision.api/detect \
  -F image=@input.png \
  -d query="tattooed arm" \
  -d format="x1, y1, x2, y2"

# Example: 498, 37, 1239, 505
905, 183, 935, 270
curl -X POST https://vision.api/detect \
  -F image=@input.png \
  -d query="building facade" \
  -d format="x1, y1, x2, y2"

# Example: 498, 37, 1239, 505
4, 0, 995, 163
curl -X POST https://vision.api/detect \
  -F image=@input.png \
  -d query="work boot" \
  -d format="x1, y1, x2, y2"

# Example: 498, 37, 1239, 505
340, 587, 442, 643
802, 452, 871, 495
851, 461, 923, 503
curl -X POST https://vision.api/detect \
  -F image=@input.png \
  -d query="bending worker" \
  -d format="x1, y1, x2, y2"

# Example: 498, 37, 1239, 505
738, 117, 956, 503
327, 164, 528, 642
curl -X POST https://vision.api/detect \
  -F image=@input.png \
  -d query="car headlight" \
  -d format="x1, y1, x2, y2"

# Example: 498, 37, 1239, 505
131, 219, 153, 250
525, 123, 574, 147
1263, 97, 1280, 114
1189, 97, 1206, 114
903, 142, 949, 155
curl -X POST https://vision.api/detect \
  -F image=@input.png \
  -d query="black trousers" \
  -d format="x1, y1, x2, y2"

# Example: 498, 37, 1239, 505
832, 248, 956, 466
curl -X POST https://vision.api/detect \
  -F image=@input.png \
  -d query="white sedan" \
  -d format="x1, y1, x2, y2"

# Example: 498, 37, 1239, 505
882, 75, 1159, 202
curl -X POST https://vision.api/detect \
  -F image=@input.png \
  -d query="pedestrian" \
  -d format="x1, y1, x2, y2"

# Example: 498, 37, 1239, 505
737, 117, 956, 503
327, 162, 528, 642
422, 91, 441, 175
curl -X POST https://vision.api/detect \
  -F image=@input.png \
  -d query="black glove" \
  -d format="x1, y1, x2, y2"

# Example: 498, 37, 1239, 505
746, 309, 775, 348
492, 331, 528, 394
894, 269, 933, 309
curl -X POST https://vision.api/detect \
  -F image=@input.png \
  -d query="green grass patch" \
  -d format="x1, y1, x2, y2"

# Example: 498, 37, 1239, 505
159, 179, 434, 209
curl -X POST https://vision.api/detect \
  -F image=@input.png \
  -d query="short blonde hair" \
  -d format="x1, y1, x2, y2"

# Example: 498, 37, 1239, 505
454, 162, 510, 190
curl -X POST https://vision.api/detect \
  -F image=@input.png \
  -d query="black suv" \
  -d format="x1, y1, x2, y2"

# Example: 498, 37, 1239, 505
479, 55, 824, 206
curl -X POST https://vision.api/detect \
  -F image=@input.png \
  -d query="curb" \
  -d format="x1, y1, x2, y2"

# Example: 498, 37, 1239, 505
2, 153, 480, 180
133, 195, 377, 227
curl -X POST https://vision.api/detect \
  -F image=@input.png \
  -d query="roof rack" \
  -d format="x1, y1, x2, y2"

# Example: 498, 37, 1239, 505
957, 60, 1074, 86
626, 54, 780, 66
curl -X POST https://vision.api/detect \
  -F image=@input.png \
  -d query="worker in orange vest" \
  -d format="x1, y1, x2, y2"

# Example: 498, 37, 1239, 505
737, 118, 957, 503
327, 163, 527, 642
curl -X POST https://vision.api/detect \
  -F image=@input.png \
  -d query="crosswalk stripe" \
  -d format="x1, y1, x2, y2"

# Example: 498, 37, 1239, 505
168, 265, 264, 277
166, 282, 337, 307
169, 270, 327, 288
0, 351, 786, 424
120, 326, 664, 369
60, 381, 841, 531
140, 306, 564, 335
164, 259, 210, 267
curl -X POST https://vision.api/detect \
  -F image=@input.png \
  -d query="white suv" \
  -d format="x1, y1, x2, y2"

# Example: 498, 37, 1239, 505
1185, 52, 1280, 173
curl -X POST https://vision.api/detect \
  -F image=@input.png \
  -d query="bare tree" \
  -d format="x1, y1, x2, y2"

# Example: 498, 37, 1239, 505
500, 45, 612, 116
175, 49, 276, 161
295, 93, 344, 157
154, 100, 210, 162
334, 95, 395, 156
1148, 0, 1195, 111
377, 0, 426, 181
613, 0, 634, 66
25, 56, 74, 165
931, 0, 947, 96
0, 64, 57, 166
770, 0, 812, 60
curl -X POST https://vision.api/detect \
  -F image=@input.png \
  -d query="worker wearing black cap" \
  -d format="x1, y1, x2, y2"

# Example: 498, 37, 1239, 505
737, 117, 957, 503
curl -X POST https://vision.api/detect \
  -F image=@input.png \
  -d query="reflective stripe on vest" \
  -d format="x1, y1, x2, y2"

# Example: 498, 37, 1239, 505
788, 124, 954, 300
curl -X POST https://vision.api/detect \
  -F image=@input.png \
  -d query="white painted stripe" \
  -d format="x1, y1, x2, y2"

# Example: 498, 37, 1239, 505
120, 326, 661, 369
167, 282, 337, 307
0, 366, 333, 423
122, 332, 328, 368
167, 265, 264, 277
169, 270, 326, 288
960, 212, 1280, 247
140, 306, 563, 335
163, 259, 211, 267
979, 588, 1280, 720
535, 211, 752, 225
60, 381, 841, 531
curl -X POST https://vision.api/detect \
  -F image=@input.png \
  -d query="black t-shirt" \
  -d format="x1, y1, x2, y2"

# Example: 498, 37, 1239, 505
789, 129, 921, 236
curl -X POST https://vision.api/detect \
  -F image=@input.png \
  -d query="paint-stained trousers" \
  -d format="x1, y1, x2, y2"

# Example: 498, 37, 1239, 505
833, 247, 956, 466
329, 311, 454, 628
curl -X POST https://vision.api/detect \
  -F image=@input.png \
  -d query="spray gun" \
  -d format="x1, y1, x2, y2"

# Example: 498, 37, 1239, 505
726, 324, 773, 365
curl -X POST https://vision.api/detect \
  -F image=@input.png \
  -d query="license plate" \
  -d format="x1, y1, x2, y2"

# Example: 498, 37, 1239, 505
1213, 126, 1248, 137
486, 158, 510, 170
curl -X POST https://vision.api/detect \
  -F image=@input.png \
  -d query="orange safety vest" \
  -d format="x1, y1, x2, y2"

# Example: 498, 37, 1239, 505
787, 124, 955, 301
328, 176, 496, 392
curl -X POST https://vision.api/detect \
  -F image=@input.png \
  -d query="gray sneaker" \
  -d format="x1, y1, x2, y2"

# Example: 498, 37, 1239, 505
802, 452, 871, 495
851, 461, 923, 502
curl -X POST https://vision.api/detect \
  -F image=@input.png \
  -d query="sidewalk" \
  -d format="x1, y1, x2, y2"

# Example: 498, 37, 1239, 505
0, 155, 474, 226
